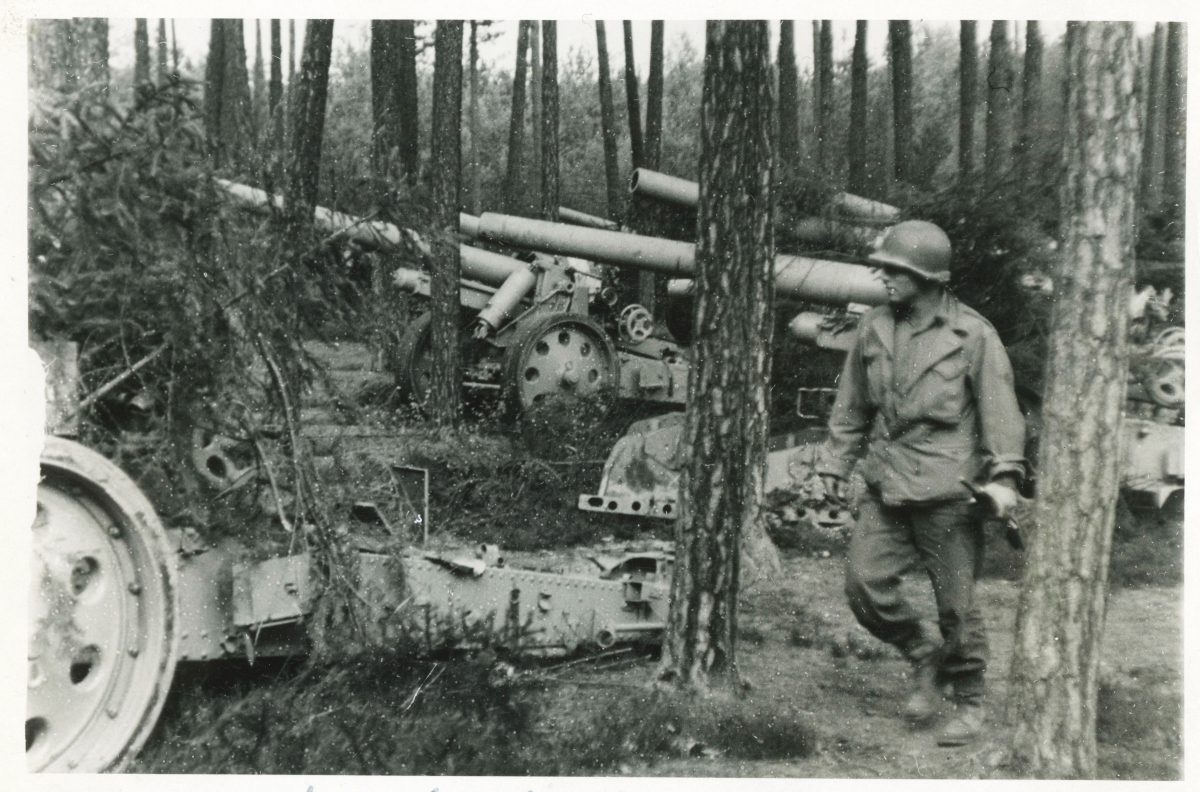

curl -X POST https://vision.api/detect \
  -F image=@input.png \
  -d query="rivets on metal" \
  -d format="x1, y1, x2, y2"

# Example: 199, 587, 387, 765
108, 527, 121, 539
127, 582, 142, 595
128, 647, 139, 657
106, 707, 119, 718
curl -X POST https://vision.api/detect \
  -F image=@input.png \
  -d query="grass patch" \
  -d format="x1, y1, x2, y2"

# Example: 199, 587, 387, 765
1096, 667, 1181, 780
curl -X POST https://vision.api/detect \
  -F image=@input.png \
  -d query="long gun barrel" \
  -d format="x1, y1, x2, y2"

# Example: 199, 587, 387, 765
469, 212, 888, 306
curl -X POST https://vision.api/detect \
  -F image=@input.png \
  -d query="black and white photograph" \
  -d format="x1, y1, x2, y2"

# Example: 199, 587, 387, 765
8, 5, 1192, 786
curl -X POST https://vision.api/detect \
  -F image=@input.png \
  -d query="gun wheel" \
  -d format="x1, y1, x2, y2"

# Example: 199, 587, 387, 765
394, 312, 435, 409
28, 437, 179, 772
503, 313, 618, 413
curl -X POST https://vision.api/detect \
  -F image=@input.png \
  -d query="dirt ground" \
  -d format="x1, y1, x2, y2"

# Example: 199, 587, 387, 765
516, 547, 1182, 780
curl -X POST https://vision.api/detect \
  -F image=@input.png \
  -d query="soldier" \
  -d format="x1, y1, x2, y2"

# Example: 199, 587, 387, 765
816, 220, 1026, 746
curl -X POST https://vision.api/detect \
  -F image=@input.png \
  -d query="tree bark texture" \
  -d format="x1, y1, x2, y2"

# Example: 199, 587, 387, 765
1161, 22, 1186, 228
253, 21, 266, 133
270, 20, 283, 116
540, 21, 560, 222
157, 19, 169, 84
1017, 21, 1044, 180
889, 21, 914, 184
397, 21, 420, 185
816, 21, 833, 168
811, 21, 822, 154
204, 20, 253, 171
623, 21, 644, 170
29, 19, 109, 97
847, 21, 869, 193
371, 21, 407, 191
986, 21, 1015, 182
530, 22, 543, 207
134, 19, 151, 86
504, 21, 531, 215
289, 20, 296, 84
959, 21, 978, 176
285, 20, 334, 228
172, 20, 179, 73
596, 21, 624, 223
429, 20, 465, 426
469, 22, 482, 216
645, 21, 665, 171
777, 21, 801, 167
661, 20, 781, 693
1008, 21, 1140, 780
1139, 24, 1166, 208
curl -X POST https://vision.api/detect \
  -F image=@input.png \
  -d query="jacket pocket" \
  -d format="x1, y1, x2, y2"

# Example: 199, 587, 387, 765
913, 352, 969, 424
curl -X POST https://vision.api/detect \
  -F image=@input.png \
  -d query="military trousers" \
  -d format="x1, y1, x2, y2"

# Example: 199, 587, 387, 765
844, 490, 988, 700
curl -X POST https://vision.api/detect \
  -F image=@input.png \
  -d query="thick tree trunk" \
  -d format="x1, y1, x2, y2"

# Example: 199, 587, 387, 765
623, 20, 644, 170
812, 21, 822, 155
1008, 22, 1139, 780
253, 20, 266, 133
1017, 21, 1043, 180
986, 21, 1015, 182
171, 20, 179, 75
157, 19, 169, 84
889, 21, 914, 184
371, 21, 405, 190
777, 21, 801, 166
289, 20, 296, 84
134, 19, 151, 86
596, 21, 624, 223
816, 21, 833, 168
285, 20, 334, 226
469, 21, 481, 215
530, 22, 543, 209
397, 20, 419, 185
429, 20, 465, 426
645, 21, 665, 170
204, 20, 226, 149
270, 20, 282, 116
1139, 24, 1166, 208
848, 21, 869, 193
660, 20, 782, 694
205, 20, 253, 171
959, 21, 978, 176
1161, 22, 1186, 230
540, 21, 559, 222
504, 21, 531, 215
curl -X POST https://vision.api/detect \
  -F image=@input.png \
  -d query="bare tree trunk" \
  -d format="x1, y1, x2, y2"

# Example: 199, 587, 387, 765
270, 20, 282, 117
1139, 23, 1166, 209
645, 21, 665, 170
817, 21, 833, 169
469, 21, 481, 215
960, 21, 978, 176
1017, 21, 1043, 181
253, 20, 266, 134
1161, 22, 1186, 231
397, 20, 419, 185
540, 21, 559, 222
371, 21, 404, 191
504, 21, 531, 215
288, 20, 296, 87
623, 20, 644, 170
429, 20, 465, 427
847, 20, 869, 193
134, 19, 151, 87
889, 21, 914, 184
777, 21, 801, 166
812, 20, 822, 156
285, 20, 334, 226
660, 19, 781, 694
530, 22, 543, 210
171, 20, 178, 75
1008, 22, 1139, 780
596, 20, 624, 223
156, 19, 169, 84
986, 21, 1015, 182
204, 20, 226, 150
30, 19, 109, 98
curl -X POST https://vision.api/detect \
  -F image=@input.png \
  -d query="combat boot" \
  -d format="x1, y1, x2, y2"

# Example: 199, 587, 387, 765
937, 699, 986, 746
901, 657, 941, 723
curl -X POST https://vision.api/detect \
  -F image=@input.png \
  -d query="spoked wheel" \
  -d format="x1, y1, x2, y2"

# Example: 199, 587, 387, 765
503, 313, 618, 413
28, 437, 179, 772
394, 313, 434, 409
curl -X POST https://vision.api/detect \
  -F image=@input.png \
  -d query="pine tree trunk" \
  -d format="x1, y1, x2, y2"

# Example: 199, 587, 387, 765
777, 21, 801, 166
623, 21, 644, 170
986, 21, 1015, 182
285, 19, 333, 223
397, 20, 419, 185
1139, 24, 1166, 209
1017, 22, 1043, 181
847, 20, 869, 193
540, 21, 559, 222
204, 20, 226, 153
959, 21, 978, 176
253, 20, 266, 134
1008, 22, 1139, 780
817, 21, 833, 169
289, 20, 296, 84
889, 21, 914, 185
596, 20, 624, 223
222, 20, 253, 172
270, 20, 283, 116
429, 20, 465, 427
504, 21, 531, 215
469, 21, 481, 215
371, 21, 405, 190
660, 19, 781, 694
157, 19, 169, 84
30, 19, 109, 99
812, 20, 822, 158
645, 21, 665, 170
530, 22, 543, 210
171, 20, 179, 74
134, 19, 151, 87
1161, 22, 1186, 231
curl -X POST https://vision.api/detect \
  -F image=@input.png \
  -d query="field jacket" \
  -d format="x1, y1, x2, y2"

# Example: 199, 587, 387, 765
817, 292, 1027, 505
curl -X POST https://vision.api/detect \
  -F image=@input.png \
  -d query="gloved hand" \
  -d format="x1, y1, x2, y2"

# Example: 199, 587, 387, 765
818, 474, 846, 504
976, 480, 1019, 521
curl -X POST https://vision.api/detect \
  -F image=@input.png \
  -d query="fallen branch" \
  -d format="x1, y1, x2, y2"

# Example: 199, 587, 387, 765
66, 341, 169, 419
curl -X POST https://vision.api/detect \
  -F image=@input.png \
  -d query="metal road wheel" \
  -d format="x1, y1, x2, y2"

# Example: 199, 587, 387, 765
28, 436, 179, 772
503, 313, 618, 413
394, 312, 434, 409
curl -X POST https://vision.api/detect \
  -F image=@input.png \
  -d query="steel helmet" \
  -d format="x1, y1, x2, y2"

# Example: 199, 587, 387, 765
867, 220, 952, 283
